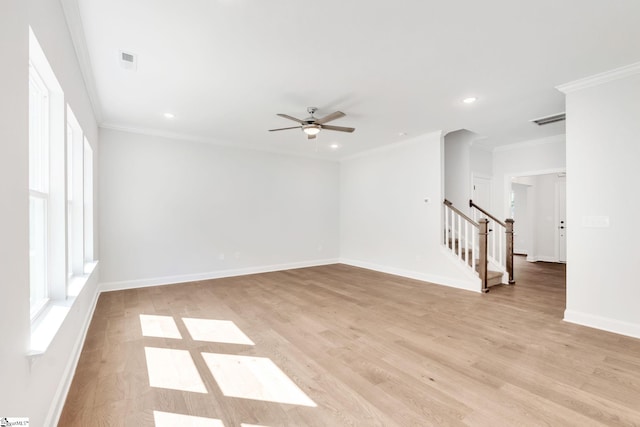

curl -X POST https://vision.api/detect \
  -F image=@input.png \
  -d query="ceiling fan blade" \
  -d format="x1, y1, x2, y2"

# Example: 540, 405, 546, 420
307, 134, 317, 140
316, 111, 345, 125
321, 124, 355, 133
269, 126, 301, 132
277, 113, 305, 124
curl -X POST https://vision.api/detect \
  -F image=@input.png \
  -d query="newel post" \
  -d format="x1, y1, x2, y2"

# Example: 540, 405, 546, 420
506, 218, 515, 285
479, 218, 489, 293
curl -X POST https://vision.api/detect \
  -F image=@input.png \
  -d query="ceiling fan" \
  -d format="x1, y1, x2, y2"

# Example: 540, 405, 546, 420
269, 107, 355, 140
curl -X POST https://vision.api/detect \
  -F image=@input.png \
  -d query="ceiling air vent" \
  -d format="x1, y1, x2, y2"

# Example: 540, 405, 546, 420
530, 112, 565, 126
119, 51, 137, 70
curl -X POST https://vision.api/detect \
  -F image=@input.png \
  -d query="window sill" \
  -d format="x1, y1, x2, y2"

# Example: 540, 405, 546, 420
28, 261, 98, 358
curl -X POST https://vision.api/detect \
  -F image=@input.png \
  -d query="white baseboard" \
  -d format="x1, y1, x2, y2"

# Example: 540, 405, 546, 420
99, 258, 340, 292
46, 267, 101, 427
526, 255, 557, 263
564, 309, 640, 340
339, 258, 481, 293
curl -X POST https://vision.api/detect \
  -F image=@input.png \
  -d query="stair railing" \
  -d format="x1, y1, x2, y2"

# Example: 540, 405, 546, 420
443, 199, 489, 291
469, 199, 515, 285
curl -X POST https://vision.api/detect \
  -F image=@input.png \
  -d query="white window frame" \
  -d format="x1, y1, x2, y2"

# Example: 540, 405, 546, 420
29, 27, 65, 320
66, 106, 85, 282
29, 62, 51, 318
28, 27, 99, 354
83, 138, 94, 264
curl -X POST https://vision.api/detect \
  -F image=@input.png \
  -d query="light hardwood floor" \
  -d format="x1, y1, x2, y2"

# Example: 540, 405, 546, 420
59, 257, 640, 426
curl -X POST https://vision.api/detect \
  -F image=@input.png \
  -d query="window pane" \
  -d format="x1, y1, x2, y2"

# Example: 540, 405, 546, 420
67, 123, 73, 201
30, 196, 48, 313
29, 66, 49, 193
67, 200, 73, 277
67, 121, 73, 277
84, 139, 93, 262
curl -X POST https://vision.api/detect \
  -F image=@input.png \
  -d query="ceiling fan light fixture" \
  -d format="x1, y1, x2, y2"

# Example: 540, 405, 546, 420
303, 125, 321, 136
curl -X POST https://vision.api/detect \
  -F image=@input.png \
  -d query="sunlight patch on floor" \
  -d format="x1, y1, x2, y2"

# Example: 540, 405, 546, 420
202, 353, 316, 407
140, 314, 182, 339
183, 318, 255, 345
145, 347, 207, 393
241, 424, 271, 427
153, 411, 224, 426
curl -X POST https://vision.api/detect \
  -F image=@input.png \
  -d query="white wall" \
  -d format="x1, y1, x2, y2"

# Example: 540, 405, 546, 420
99, 129, 339, 288
0, 0, 30, 420
340, 132, 480, 292
444, 130, 474, 212
0, 0, 100, 425
492, 134, 566, 219
471, 144, 493, 178
561, 67, 640, 339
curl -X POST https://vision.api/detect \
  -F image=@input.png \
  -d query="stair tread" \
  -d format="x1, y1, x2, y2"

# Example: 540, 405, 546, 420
486, 270, 502, 279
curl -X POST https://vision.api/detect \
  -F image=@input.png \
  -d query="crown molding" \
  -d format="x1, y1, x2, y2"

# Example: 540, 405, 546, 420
339, 130, 443, 162
99, 123, 340, 162
557, 61, 640, 94
60, 0, 103, 122
493, 134, 565, 153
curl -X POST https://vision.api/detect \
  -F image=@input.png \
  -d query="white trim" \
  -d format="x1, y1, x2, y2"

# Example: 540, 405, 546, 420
554, 178, 567, 263
339, 130, 443, 162
59, 0, 103, 122
99, 123, 340, 162
525, 255, 558, 263
339, 258, 481, 293
564, 309, 640, 340
557, 61, 640, 94
44, 265, 101, 427
502, 167, 566, 220
99, 258, 340, 292
493, 134, 565, 153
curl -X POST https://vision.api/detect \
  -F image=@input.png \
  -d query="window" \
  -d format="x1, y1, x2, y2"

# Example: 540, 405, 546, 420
29, 62, 50, 316
66, 122, 73, 278
66, 107, 85, 281
29, 27, 65, 318
28, 28, 97, 352
83, 138, 94, 264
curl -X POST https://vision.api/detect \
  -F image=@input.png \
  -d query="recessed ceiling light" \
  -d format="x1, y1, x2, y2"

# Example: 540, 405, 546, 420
329, 143, 340, 150
163, 113, 175, 119
463, 97, 477, 104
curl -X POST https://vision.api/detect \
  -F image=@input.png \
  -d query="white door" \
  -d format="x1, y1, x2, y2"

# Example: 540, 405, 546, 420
472, 176, 492, 216
556, 178, 567, 263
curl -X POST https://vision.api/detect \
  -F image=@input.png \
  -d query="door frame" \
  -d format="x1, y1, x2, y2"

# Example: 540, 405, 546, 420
504, 167, 566, 262
555, 176, 567, 263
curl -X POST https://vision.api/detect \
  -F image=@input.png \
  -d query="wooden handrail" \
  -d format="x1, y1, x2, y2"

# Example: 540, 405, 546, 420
444, 199, 479, 227
469, 199, 506, 227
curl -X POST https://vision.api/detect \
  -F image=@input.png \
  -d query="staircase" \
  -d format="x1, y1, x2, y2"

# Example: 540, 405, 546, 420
443, 199, 515, 292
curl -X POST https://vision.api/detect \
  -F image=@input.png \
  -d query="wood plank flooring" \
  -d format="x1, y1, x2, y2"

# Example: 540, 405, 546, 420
59, 257, 640, 426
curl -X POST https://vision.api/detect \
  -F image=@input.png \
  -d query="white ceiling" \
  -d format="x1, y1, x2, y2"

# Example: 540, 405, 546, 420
70, 0, 640, 159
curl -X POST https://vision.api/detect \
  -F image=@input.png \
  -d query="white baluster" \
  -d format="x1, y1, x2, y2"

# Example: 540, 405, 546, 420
499, 224, 504, 268
444, 205, 449, 246
457, 214, 462, 259
464, 220, 468, 265
451, 209, 456, 255
471, 226, 476, 271
492, 219, 497, 261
